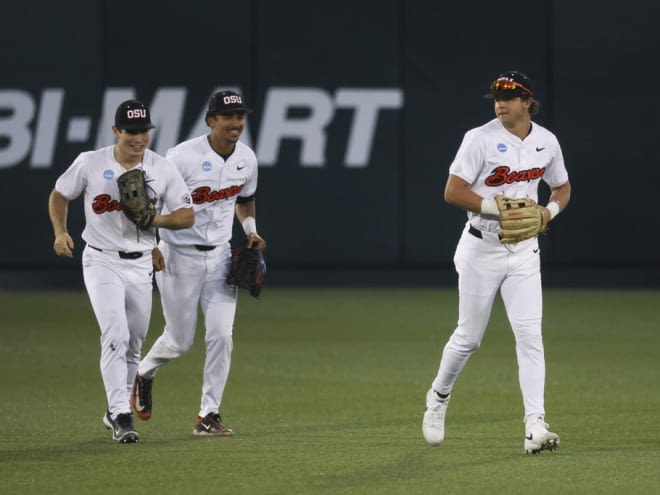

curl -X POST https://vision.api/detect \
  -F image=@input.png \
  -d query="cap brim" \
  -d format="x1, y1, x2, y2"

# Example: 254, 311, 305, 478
209, 108, 252, 116
118, 123, 156, 130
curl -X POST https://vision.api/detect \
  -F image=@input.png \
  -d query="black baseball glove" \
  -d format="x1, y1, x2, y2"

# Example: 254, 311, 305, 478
117, 169, 156, 230
226, 246, 267, 298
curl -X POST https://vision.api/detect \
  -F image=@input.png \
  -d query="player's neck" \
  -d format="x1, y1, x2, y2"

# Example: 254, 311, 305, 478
503, 118, 532, 140
113, 146, 143, 169
208, 134, 236, 159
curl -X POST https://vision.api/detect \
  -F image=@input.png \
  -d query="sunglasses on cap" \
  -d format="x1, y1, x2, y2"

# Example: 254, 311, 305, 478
490, 78, 533, 96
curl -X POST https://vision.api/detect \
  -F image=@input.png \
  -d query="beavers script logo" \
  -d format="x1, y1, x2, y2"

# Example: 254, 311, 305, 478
485, 166, 546, 187
192, 185, 244, 204
92, 194, 156, 214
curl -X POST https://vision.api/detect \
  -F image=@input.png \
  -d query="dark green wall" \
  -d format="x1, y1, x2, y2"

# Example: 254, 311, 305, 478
1, 0, 659, 287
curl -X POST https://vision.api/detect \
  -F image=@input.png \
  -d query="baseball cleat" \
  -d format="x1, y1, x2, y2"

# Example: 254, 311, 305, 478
131, 373, 153, 420
192, 413, 234, 437
422, 388, 450, 446
524, 415, 560, 454
103, 410, 139, 444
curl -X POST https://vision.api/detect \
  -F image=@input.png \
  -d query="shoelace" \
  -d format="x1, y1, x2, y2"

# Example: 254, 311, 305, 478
116, 413, 133, 428
427, 400, 447, 421
202, 414, 222, 428
528, 418, 551, 436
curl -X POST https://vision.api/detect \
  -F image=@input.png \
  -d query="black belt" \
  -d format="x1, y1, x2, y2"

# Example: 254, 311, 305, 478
89, 245, 144, 259
468, 225, 483, 239
194, 245, 216, 251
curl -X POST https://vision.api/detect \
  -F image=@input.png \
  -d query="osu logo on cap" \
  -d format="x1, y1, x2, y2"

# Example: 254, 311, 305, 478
126, 109, 148, 119
115, 99, 155, 130
205, 90, 251, 121
223, 95, 242, 105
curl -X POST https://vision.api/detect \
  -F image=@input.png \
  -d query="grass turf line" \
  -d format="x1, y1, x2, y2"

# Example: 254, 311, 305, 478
0, 288, 658, 494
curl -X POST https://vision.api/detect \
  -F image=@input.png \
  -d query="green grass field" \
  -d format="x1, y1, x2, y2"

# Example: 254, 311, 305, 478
1, 288, 659, 494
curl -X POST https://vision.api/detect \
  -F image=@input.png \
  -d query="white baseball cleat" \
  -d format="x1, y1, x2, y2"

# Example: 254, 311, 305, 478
422, 388, 449, 446
524, 415, 560, 454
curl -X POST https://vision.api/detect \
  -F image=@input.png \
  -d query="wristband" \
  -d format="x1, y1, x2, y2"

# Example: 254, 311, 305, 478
241, 216, 257, 235
480, 198, 499, 216
546, 201, 560, 220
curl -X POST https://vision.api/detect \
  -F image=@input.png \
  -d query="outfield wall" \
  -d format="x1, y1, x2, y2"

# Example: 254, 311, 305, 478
1, 1, 659, 288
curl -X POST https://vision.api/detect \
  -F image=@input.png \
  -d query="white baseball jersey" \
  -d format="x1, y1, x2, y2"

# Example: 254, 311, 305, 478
159, 136, 258, 246
449, 118, 569, 234
55, 146, 192, 251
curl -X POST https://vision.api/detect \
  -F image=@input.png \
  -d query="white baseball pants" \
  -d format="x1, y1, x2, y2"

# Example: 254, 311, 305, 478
139, 241, 237, 418
82, 245, 153, 417
431, 223, 546, 419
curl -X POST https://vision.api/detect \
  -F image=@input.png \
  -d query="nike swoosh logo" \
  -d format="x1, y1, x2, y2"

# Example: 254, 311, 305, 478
148, 271, 153, 277
525, 434, 533, 440
533, 248, 539, 253
202, 423, 211, 431
135, 401, 146, 412
237, 164, 246, 170
536, 146, 545, 152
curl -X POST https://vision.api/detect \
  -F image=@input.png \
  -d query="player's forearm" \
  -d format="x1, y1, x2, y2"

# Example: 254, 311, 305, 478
234, 201, 256, 223
235, 201, 259, 235
153, 207, 194, 230
548, 181, 571, 213
444, 175, 484, 213
48, 189, 70, 235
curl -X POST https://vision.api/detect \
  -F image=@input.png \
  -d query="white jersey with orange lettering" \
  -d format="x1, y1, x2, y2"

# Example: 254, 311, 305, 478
55, 145, 192, 251
449, 118, 568, 234
159, 136, 258, 246
53, 144, 191, 421
429, 115, 570, 440
138, 134, 259, 420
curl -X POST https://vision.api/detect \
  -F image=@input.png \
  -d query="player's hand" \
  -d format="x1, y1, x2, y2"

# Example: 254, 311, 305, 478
151, 247, 166, 272
247, 233, 267, 251
53, 233, 74, 258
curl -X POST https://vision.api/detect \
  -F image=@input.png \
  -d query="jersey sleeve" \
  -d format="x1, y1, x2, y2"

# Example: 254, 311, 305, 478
54, 153, 88, 200
165, 146, 189, 181
543, 135, 569, 187
448, 129, 485, 184
238, 150, 258, 198
161, 158, 193, 212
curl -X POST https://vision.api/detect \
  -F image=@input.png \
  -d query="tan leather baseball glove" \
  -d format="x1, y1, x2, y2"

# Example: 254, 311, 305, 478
495, 194, 548, 244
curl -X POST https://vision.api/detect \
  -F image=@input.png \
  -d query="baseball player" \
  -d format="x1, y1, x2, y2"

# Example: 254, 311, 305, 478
422, 71, 571, 453
131, 90, 266, 436
48, 100, 194, 444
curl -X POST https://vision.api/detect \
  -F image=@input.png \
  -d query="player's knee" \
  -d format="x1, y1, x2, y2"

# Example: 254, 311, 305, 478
160, 332, 195, 355
512, 322, 542, 342
205, 332, 233, 351
447, 334, 481, 354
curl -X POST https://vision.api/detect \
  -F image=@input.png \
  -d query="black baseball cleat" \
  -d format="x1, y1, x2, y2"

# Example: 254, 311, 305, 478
131, 373, 153, 420
103, 410, 139, 444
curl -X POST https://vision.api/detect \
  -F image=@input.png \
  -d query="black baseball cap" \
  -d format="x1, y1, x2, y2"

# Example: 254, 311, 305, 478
114, 99, 155, 130
484, 71, 534, 100
206, 90, 251, 119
